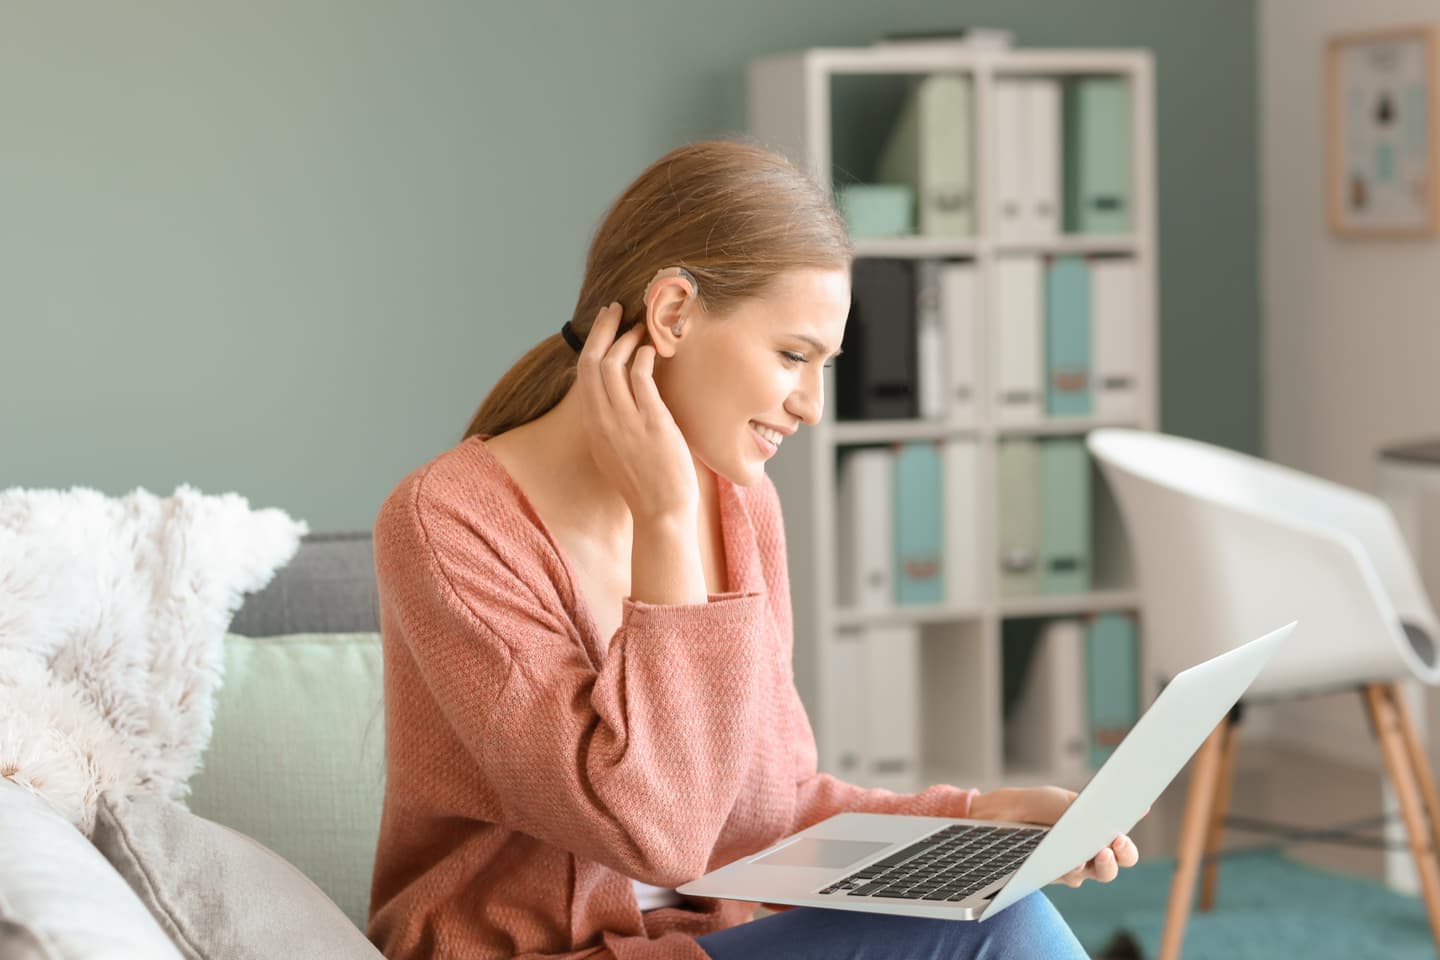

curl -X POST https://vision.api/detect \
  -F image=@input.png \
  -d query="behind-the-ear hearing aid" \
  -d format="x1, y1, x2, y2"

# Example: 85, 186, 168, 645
644, 266, 698, 337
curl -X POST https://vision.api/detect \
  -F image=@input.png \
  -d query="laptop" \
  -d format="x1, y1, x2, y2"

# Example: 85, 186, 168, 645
678, 621, 1297, 921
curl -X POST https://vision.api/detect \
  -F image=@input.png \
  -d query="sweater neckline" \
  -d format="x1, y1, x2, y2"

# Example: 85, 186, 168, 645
463, 435, 758, 665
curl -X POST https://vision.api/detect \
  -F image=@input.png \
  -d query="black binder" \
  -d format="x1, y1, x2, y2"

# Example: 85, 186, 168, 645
838, 259, 918, 421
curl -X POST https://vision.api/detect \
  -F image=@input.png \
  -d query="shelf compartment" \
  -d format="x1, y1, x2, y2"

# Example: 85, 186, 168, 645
833, 604, 983, 628
998, 590, 1140, 618
829, 419, 976, 445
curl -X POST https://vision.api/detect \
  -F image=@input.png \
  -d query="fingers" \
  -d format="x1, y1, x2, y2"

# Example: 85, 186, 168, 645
579, 303, 644, 416
630, 344, 667, 422
1092, 846, 1119, 883
578, 303, 622, 415
1113, 835, 1139, 868
601, 319, 646, 416
1053, 835, 1138, 889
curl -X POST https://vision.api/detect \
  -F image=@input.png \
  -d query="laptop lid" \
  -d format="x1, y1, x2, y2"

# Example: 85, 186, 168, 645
982, 621, 1297, 918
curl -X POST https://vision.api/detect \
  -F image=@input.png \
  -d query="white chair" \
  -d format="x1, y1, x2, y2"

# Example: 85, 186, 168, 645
1087, 428, 1440, 960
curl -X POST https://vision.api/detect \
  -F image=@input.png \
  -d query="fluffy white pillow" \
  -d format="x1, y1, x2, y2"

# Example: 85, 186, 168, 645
0, 484, 306, 831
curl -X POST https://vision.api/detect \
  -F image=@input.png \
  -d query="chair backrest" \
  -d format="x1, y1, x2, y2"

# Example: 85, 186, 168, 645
1087, 429, 1440, 700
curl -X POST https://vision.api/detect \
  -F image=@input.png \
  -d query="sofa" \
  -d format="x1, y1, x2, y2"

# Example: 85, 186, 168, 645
0, 532, 391, 959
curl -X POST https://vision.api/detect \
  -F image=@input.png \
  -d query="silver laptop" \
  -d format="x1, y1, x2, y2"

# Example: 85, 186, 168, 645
678, 621, 1297, 921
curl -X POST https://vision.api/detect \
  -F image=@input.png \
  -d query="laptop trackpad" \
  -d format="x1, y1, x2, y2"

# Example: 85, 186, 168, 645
753, 838, 891, 869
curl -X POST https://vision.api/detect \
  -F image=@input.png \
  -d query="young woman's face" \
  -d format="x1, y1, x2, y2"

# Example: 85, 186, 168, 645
654, 267, 850, 488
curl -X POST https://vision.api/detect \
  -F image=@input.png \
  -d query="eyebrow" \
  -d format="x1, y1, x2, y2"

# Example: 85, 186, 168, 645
792, 333, 844, 359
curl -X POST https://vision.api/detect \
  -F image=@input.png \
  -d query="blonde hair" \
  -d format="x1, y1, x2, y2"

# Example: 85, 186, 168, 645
462, 138, 853, 440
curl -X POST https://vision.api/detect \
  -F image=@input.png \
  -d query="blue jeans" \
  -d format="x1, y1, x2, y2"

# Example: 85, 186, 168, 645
695, 893, 1086, 960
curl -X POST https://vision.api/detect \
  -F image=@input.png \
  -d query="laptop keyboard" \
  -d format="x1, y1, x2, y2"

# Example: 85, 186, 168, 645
817, 824, 1045, 903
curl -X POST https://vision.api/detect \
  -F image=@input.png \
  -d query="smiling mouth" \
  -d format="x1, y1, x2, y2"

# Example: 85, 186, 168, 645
751, 421, 785, 447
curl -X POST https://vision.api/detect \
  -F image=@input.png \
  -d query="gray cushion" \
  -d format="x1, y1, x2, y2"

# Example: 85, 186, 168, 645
229, 532, 378, 635
92, 792, 384, 960
0, 779, 182, 960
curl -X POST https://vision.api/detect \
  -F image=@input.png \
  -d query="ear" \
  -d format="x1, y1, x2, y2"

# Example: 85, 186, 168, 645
642, 273, 698, 359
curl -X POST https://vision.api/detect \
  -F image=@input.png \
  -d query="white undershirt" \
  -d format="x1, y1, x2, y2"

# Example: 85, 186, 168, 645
632, 879, 683, 911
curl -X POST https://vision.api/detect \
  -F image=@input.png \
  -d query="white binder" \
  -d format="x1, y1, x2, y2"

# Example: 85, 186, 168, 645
824, 628, 868, 778
992, 79, 1028, 242
1090, 258, 1139, 421
1007, 619, 1089, 777
943, 440, 980, 608
876, 74, 974, 235
939, 261, 978, 427
993, 256, 1044, 425
862, 622, 922, 791
837, 448, 894, 609
914, 261, 947, 420
1023, 79, 1062, 239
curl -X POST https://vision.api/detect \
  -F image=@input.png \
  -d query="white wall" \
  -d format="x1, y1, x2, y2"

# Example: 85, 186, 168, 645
1260, 0, 1440, 768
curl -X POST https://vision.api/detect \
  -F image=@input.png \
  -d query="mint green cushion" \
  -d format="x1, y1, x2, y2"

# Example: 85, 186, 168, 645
186, 633, 384, 930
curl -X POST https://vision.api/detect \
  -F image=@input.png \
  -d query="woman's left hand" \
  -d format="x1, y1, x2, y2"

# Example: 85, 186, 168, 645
969, 786, 1140, 887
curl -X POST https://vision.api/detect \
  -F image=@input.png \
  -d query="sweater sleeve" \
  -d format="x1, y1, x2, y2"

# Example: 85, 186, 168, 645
375, 475, 769, 889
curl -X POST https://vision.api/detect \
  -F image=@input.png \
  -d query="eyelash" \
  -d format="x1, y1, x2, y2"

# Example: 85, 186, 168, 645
781, 351, 836, 369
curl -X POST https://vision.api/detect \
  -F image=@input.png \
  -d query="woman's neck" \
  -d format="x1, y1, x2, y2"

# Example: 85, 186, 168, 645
513, 386, 720, 547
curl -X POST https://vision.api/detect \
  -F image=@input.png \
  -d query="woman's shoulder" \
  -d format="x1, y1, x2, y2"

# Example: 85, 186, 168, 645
375, 436, 539, 560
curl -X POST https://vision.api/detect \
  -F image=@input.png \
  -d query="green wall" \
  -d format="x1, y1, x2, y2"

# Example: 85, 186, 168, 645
2, 1, 1259, 531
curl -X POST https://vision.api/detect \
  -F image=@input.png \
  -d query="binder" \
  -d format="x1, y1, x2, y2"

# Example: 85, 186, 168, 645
914, 261, 947, 420
1007, 618, 1089, 777
837, 448, 894, 609
893, 442, 945, 606
1038, 437, 1092, 595
876, 74, 974, 236
1024, 79, 1063, 238
993, 78, 1061, 241
993, 257, 1044, 425
1044, 255, 1093, 417
939, 261, 978, 426
1086, 612, 1140, 769
862, 622, 922, 790
1064, 77, 1132, 234
839, 259, 918, 421
1090, 258, 1139, 420
992, 79, 1028, 242
997, 438, 1041, 597
825, 628, 868, 777
942, 440, 980, 608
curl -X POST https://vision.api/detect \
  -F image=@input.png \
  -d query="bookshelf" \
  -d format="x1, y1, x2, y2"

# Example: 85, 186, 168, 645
748, 43, 1157, 794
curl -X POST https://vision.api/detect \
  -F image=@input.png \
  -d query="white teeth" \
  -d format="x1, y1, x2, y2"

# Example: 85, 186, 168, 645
752, 422, 784, 446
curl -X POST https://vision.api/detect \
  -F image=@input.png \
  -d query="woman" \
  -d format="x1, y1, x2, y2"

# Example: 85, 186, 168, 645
367, 139, 1137, 960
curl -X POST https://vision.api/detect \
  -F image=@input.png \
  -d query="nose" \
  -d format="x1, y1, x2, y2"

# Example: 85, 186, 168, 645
786, 368, 824, 426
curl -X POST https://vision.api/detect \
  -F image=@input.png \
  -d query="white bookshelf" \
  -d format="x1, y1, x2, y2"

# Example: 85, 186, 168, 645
748, 43, 1157, 795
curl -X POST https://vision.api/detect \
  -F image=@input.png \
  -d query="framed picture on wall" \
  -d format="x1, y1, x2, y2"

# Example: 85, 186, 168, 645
1326, 25, 1440, 238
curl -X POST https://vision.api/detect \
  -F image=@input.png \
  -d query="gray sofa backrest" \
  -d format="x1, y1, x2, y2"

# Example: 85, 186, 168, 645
229, 532, 379, 636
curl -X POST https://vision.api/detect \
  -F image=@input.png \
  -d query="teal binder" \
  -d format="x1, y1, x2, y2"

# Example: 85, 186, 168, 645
1085, 612, 1139, 769
997, 439, 1041, 597
1044, 256, 1092, 417
893, 442, 944, 605
837, 183, 915, 238
1038, 437, 1091, 595
1063, 78, 1132, 234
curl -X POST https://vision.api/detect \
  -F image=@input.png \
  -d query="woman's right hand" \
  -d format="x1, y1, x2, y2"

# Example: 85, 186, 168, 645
576, 302, 699, 523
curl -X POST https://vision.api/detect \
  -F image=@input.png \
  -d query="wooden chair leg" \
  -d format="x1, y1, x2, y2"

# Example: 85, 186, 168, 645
1200, 715, 1240, 912
1389, 681, 1440, 857
1365, 683, 1440, 950
1159, 721, 1226, 960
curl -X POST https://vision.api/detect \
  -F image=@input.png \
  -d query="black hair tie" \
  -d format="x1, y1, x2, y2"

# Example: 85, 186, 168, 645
560, 321, 584, 353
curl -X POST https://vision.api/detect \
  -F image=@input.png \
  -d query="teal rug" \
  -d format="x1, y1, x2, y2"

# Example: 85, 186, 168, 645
1046, 850, 1435, 959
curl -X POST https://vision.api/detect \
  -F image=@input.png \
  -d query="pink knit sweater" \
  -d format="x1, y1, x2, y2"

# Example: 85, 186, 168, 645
366, 435, 977, 960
